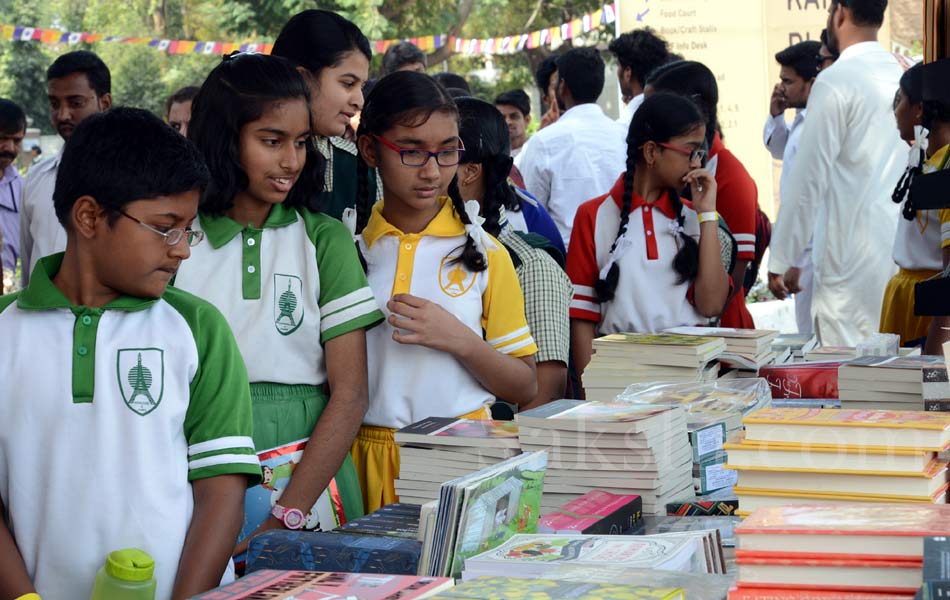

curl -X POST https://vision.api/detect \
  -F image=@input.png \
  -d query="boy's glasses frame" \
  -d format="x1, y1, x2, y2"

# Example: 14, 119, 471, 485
657, 142, 707, 164
372, 134, 466, 167
118, 210, 204, 247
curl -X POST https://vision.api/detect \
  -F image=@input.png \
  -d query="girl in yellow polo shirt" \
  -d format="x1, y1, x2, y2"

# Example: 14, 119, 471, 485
348, 71, 539, 511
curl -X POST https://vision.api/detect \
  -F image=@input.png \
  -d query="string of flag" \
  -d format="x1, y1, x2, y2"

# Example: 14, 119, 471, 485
0, 3, 616, 58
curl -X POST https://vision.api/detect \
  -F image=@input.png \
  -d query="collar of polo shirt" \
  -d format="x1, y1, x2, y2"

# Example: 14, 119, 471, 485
360, 197, 468, 248
199, 202, 299, 249
18, 253, 158, 312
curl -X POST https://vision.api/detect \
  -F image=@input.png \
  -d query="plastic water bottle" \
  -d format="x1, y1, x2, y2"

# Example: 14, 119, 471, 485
90, 548, 157, 600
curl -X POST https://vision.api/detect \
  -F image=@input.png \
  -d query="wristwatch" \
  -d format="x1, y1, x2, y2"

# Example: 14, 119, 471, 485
271, 503, 306, 530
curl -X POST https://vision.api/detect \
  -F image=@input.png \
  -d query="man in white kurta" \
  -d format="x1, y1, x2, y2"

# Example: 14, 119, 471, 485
768, 2, 903, 347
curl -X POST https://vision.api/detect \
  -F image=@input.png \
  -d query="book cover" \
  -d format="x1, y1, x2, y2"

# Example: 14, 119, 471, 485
736, 555, 923, 593
633, 515, 741, 547
189, 570, 453, 599
737, 504, 950, 538
245, 531, 423, 575
538, 490, 643, 535
743, 408, 950, 431
428, 576, 684, 599
665, 326, 778, 340
760, 363, 841, 399
515, 399, 679, 433
924, 536, 950, 580
694, 453, 737, 494
666, 499, 739, 516
336, 505, 421, 540
595, 332, 723, 348
845, 355, 946, 370
395, 418, 520, 449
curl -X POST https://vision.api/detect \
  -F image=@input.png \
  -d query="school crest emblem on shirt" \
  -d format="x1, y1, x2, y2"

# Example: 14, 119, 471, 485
438, 255, 476, 298
117, 348, 164, 416
274, 273, 304, 335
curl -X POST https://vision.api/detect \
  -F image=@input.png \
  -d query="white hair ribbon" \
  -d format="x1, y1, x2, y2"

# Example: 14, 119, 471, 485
667, 220, 686, 237
341, 207, 358, 241
598, 233, 633, 281
463, 199, 493, 258
909, 125, 929, 170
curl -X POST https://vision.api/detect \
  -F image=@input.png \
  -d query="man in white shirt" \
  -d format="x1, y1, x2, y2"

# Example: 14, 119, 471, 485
768, 0, 904, 347
608, 27, 671, 129
763, 40, 821, 335
519, 47, 628, 247
20, 50, 111, 286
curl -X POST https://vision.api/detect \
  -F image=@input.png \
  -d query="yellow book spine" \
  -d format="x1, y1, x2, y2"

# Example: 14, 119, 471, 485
733, 485, 946, 502
725, 460, 946, 478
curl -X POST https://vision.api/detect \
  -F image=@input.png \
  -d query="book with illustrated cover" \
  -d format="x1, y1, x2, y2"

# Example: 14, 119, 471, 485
427, 577, 685, 599
742, 408, 950, 450
188, 569, 453, 599
760, 363, 842, 399
666, 499, 739, 516
395, 418, 520, 449
537, 490, 642, 535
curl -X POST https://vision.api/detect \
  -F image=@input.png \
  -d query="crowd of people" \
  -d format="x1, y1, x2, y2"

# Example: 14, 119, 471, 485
0, 1, 946, 599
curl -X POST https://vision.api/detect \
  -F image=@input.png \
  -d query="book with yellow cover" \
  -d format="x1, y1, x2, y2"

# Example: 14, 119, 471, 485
723, 433, 936, 473
730, 460, 948, 498
742, 408, 950, 450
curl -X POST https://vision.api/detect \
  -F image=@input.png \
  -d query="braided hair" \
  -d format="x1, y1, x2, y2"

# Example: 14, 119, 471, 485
355, 71, 486, 272
595, 92, 705, 302
891, 63, 925, 221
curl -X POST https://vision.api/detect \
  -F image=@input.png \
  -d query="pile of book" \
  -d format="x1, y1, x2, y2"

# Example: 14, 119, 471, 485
726, 407, 950, 514
770, 333, 818, 361
426, 577, 690, 599
730, 503, 950, 597
665, 327, 780, 370
393, 417, 521, 505
417, 450, 547, 578
838, 355, 947, 411
334, 502, 420, 540
582, 333, 724, 401
515, 400, 695, 515
804, 346, 857, 362
190, 569, 455, 599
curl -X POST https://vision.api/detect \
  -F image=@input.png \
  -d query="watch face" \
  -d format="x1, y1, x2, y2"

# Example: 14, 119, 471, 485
283, 508, 306, 530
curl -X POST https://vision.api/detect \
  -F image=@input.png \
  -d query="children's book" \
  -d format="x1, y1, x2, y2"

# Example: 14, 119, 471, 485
395, 418, 520, 449
189, 569, 454, 599
742, 408, 950, 450
735, 504, 950, 560
537, 490, 642, 535
426, 576, 685, 599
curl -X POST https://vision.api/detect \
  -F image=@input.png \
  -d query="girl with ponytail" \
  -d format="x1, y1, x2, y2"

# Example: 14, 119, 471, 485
567, 93, 730, 384
350, 71, 538, 511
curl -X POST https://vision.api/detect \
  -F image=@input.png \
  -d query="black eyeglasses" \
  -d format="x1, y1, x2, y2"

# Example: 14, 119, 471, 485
373, 134, 465, 167
119, 210, 204, 247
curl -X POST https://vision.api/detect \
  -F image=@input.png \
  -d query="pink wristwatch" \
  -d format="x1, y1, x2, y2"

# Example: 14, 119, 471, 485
271, 503, 306, 530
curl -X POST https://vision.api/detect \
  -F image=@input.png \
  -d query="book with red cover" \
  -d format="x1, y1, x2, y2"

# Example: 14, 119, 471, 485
538, 490, 642, 534
728, 588, 915, 599
736, 555, 923, 593
759, 363, 842, 400
189, 569, 454, 599
735, 504, 950, 560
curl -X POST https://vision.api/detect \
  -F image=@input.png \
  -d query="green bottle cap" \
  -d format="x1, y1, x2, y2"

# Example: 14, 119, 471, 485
105, 548, 155, 582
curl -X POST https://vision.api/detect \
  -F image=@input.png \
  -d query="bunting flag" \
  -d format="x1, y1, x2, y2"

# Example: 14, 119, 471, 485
0, 3, 617, 59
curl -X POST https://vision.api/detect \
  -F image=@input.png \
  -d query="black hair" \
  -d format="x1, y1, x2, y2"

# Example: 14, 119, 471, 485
646, 60, 719, 148
381, 41, 426, 75
444, 87, 471, 100
775, 40, 821, 82
457, 96, 521, 237
188, 52, 324, 216
535, 56, 558, 99
31, 145, 41, 155
494, 89, 530, 117
272, 10, 372, 75
555, 48, 605, 105
899, 61, 924, 105
356, 71, 486, 272
432, 72, 471, 94
607, 27, 670, 89
0, 99, 26, 134
53, 107, 209, 228
595, 93, 706, 302
164, 85, 199, 118
47, 50, 111, 96
833, 0, 887, 28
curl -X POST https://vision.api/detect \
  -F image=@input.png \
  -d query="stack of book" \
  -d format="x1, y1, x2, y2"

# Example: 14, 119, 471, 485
394, 417, 521, 505
770, 333, 818, 361
731, 504, 950, 596
805, 346, 858, 362
417, 450, 547, 578
191, 570, 454, 599
334, 502, 421, 540
838, 356, 947, 411
582, 333, 725, 401
665, 326, 780, 370
726, 407, 950, 514
426, 577, 688, 599
515, 401, 695, 515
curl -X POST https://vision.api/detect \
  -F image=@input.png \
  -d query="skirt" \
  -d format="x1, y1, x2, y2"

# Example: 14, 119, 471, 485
351, 404, 492, 513
879, 268, 938, 346
251, 382, 365, 522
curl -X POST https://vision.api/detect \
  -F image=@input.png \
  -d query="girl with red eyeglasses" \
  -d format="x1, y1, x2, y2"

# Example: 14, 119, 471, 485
567, 93, 731, 389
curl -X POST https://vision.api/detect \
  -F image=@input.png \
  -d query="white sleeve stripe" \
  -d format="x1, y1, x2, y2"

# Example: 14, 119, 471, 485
321, 287, 377, 317
737, 244, 756, 253
571, 299, 600, 313
733, 234, 757, 242
188, 436, 255, 456
574, 284, 597, 298
189, 454, 261, 471
320, 298, 380, 332
496, 336, 536, 355
488, 326, 532, 346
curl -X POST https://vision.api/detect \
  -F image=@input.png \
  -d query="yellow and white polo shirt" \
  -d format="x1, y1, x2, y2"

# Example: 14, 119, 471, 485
0, 253, 261, 600
175, 203, 384, 385
358, 198, 537, 428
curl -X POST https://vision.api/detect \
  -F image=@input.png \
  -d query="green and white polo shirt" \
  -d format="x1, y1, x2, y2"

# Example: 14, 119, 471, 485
0, 253, 261, 600
174, 203, 383, 385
